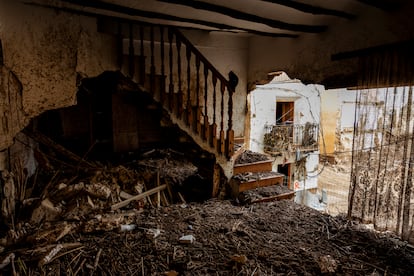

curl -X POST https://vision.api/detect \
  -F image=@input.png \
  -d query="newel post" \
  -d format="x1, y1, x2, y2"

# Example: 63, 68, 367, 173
226, 71, 238, 158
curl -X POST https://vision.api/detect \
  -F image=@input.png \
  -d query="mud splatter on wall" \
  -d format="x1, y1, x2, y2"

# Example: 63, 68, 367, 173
0, 60, 28, 149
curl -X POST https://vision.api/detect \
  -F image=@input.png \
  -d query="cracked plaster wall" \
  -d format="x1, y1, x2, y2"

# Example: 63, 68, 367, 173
248, 75, 322, 190
0, 1, 118, 150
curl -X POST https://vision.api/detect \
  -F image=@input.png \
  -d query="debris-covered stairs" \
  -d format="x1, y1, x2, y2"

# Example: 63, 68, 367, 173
105, 20, 237, 163
101, 20, 294, 201
229, 140, 295, 203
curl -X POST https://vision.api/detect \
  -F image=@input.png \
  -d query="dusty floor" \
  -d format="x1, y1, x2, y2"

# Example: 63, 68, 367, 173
2, 149, 413, 275
2, 198, 414, 275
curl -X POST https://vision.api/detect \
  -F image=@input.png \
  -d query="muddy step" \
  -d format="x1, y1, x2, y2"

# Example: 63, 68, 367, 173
233, 159, 273, 174
238, 184, 295, 204
230, 171, 284, 197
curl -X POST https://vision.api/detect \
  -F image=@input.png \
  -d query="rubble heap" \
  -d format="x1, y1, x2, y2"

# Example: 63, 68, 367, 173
1, 199, 414, 275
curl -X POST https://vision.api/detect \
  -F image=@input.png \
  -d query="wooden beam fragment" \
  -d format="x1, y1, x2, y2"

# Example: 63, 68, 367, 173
23, 130, 97, 168
111, 184, 167, 210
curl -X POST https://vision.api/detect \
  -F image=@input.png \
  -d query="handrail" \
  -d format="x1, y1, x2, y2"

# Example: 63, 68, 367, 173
171, 29, 231, 87
119, 22, 237, 158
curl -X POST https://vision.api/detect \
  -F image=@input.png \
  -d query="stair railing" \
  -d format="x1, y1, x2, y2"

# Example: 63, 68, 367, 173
119, 22, 236, 158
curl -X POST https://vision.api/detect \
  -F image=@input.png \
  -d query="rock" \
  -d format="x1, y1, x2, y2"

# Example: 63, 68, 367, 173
179, 234, 195, 244
145, 228, 161, 239
231, 254, 248, 264
318, 254, 338, 274
30, 198, 62, 224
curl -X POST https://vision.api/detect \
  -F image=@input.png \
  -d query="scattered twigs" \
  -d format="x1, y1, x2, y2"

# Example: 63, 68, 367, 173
91, 248, 102, 274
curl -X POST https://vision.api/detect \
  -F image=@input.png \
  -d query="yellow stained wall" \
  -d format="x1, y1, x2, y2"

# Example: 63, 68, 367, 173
320, 90, 339, 155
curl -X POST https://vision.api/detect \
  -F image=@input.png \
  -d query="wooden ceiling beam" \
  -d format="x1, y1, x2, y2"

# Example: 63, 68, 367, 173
262, 0, 356, 19
26, 1, 298, 38
157, 0, 327, 33
356, 0, 400, 11
332, 40, 414, 60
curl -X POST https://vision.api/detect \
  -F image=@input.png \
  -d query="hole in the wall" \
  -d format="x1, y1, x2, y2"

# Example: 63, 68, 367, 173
30, 71, 216, 202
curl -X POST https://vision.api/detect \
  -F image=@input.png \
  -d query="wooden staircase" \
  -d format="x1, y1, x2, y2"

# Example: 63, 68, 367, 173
105, 20, 293, 200
114, 22, 236, 160
230, 148, 295, 203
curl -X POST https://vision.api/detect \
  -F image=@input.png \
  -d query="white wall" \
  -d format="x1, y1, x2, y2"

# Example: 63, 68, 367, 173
249, 75, 322, 153
183, 30, 249, 137
322, 86, 410, 158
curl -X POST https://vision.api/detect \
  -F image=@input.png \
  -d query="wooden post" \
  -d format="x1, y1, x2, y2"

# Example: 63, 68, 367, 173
128, 23, 135, 78
139, 25, 145, 85
168, 29, 174, 112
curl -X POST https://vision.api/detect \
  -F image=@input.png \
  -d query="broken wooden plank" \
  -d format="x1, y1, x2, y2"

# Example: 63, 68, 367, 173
250, 191, 296, 203
23, 130, 97, 168
111, 184, 167, 210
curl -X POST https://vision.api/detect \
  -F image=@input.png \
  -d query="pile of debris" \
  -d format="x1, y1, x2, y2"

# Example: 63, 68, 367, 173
0, 140, 205, 273
234, 150, 270, 165
2, 198, 414, 275
1, 133, 414, 275
238, 184, 295, 204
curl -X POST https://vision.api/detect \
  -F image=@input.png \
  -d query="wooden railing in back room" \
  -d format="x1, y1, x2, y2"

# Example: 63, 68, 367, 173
116, 22, 237, 159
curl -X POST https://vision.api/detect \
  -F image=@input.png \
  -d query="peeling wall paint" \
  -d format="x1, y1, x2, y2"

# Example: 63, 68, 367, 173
0, 1, 118, 150
0, 66, 29, 149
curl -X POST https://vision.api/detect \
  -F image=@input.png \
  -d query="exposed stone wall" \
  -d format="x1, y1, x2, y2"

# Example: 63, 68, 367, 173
0, 1, 118, 150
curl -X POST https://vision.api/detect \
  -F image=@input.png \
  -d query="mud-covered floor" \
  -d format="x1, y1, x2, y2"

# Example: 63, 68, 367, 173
2, 198, 414, 275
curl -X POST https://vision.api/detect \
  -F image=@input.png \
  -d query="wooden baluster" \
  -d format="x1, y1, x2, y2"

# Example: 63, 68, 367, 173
195, 56, 201, 134
176, 39, 183, 118
139, 25, 145, 85
210, 76, 217, 149
219, 81, 226, 154
117, 22, 123, 70
226, 86, 234, 158
203, 65, 209, 141
186, 46, 192, 127
168, 29, 174, 112
128, 23, 135, 78
150, 25, 156, 97
160, 26, 165, 106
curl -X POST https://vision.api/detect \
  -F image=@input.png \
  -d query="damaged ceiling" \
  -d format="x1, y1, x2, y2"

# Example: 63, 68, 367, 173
25, 0, 411, 38
22, 0, 414, 88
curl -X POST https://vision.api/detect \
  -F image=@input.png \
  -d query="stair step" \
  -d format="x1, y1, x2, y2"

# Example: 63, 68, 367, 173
233, 159, 273, 174
234, 136, 245, 144
230, 172, 284, 197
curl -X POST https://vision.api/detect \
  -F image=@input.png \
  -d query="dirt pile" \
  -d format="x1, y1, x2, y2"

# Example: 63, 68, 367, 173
2, 198, 414, 275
